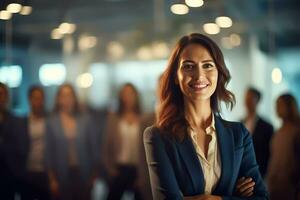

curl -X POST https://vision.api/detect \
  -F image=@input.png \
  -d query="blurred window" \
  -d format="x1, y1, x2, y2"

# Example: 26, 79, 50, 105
39, 63, 66, 86
0, 65, 22, 88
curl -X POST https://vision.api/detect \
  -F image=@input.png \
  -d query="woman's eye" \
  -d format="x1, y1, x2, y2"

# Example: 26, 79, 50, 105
203, 63, 214, 69
182, 64, 194, 70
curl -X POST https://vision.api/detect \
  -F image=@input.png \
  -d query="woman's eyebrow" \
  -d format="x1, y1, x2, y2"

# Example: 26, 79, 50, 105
181, 60, 195, 63
202, 59, 214, 63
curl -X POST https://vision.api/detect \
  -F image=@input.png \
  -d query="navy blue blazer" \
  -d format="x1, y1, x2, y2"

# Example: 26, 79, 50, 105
143, 116, 269, 200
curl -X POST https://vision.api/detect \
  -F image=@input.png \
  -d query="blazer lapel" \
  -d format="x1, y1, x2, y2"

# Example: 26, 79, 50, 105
176, 136, 205, 194
213, 116, 235, 195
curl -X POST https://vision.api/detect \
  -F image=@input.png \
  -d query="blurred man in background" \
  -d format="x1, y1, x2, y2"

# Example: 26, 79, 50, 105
242, 87, 274, 178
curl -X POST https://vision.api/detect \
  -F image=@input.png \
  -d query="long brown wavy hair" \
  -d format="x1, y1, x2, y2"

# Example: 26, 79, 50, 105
156, 33, 235, 139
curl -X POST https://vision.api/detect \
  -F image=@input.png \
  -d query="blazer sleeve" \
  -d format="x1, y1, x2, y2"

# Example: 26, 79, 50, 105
222, 123, 269, 200
143, 126, 183, 200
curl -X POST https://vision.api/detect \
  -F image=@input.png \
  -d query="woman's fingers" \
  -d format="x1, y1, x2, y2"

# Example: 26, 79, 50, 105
236, 177, 245, 186
239, 181, 255, 193
241, 186, 254, 197
236, 177, 255, 197
236, 177, 253, 190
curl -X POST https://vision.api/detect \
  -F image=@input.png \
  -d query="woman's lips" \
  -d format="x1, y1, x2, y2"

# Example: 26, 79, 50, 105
189, 83, 209, 90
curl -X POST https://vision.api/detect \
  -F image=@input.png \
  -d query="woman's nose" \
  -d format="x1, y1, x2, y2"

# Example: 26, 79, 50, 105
193, 66, 205, 80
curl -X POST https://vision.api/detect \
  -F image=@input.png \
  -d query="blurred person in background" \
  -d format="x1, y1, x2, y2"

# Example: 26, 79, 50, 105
0, 82, 16, 199
267, 93, 300, 200
138, 75, 163, 200
21, 85, 50, 200
242, 87, 274, 178
103, 83, 143, 200
0, 82, 27, 199
45, 83, 98, 200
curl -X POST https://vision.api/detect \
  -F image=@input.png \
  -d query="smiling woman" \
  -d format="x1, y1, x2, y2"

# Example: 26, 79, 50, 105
143, 33, 269, 200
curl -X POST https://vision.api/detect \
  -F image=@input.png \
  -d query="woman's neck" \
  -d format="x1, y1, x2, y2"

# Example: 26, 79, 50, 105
184, 99, 212, 130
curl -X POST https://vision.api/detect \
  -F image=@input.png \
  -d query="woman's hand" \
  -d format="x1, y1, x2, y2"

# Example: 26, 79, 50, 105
235, 177, 255, 197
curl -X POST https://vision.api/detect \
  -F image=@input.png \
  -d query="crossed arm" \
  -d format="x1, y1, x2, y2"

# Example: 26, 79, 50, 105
143, 125, 269, 200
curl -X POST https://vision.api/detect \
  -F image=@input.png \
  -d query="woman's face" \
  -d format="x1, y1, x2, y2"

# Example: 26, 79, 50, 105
121, 85, 137, 109
276, 98, 287, 119
30, 90, 44, 114
58, 86, 75, 113
176, 44, 218, 103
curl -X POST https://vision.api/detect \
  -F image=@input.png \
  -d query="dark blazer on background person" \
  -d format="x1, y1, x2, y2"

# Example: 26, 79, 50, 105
0, 112, 29, 197
138, 113, 156, 200
144, 115, 268, 200
242, 117, 273, 178
45, 113, 98, 185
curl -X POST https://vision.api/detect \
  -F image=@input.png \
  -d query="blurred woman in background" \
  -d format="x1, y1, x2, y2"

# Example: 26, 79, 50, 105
267, 93, 300, 200
45, 83, 97, 200
103, 83, 143, 200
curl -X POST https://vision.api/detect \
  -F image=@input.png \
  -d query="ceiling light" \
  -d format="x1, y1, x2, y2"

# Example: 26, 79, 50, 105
229, 33, 241, 46
20, 6, 32, 15
272, 68, 282, 84
76, 73, 93, 88
203, 23, 220, 35
6, 3, 22, 13
51, 28, 63, 39
185, 0, 204, 8
0, 10, 12, 20
58, 23, 76, 34
170, 4, 189, 15
215, 16, 232, 28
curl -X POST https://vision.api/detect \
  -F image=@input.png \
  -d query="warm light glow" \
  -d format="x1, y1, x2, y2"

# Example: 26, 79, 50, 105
221, 37, 233, 49
215, 16, 233, 28
39, 64, 66, 86
107, 41, 124, 59
230, 34, 241, 46
51, 28, 63, 39
78, 35, 98, 51
76, 73, 93, 88
0, 10, 12, 20
20, 6, 32, 15
185, 0, 204, 7
170, 4, 189, 15
0, 65, 22, 88
151, 42, 170, 59
58, 23, 76, 34
6, 3, 22, 13
137, 46, 152, 60
203, 23, 220, 35
272, 68, 282, 84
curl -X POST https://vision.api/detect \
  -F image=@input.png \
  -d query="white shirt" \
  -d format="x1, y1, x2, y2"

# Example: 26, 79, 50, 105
189, 115, 221, 194
27, 115, 46, 172
117, 120, 140, 165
